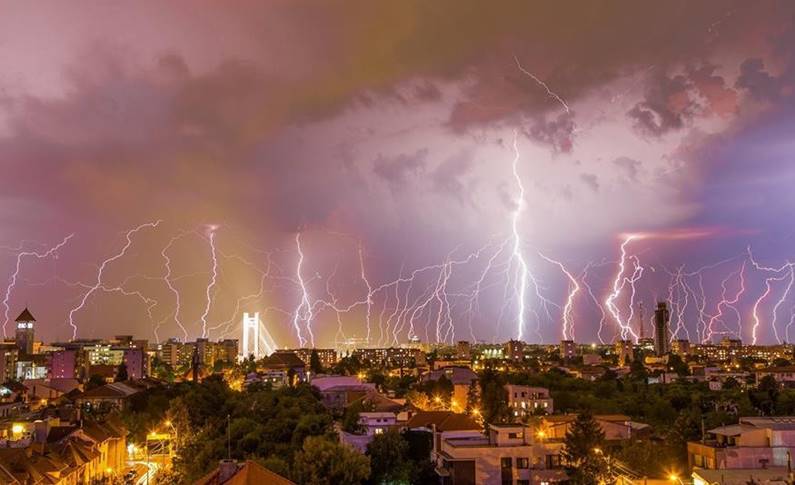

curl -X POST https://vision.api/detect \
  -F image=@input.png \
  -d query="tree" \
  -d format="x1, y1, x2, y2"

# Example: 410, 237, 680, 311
342, 399, 373, 434
293, 436, 370, 485
115, 362, 129, 382
479, 369, 509, 424
465, 380, 480, 414
667, 353, 690, 376
561, 412, 608, 484
629, 358, 648, 381
310, 349, 324, 375
366, 430, 412, 484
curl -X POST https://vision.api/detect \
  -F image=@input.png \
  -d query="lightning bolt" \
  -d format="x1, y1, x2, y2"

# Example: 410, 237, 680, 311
539, 253, 581, 341
748, 246, 795, 344
605, 234, 643, 341
2, 234, 74, 337
514, 55, 570, 113
157, 231, 192, 342
358, 243, 374, 345
67, 221, 161, 340
581, 261, 610, 344
509, 130, 530, 341
199, 225, 220, 338
292, 232, 313, 347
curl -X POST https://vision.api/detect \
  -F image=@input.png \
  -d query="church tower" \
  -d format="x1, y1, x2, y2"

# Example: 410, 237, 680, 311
15, 307, 35, 355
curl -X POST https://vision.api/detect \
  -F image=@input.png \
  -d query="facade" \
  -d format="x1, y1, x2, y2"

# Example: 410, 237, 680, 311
475, 344, 505, 361
505, 385, 553, 417
671, 339, 691, 356
688, 416, 795, 470
50, 349, 77, 379
160, 338, 193, 368
559, 340, 576, 361
504, 340, 525, 362
16, 355, 48, 380
755, 366, 795, 386
434, 423, 567, 485
456, 341, 472, 360
653, 302, 670, 356
289, 348, 338, 369
0, 343, 18, 383
14, 307, 36, 356
352, 347, 425, 368
538, 414, 651, 442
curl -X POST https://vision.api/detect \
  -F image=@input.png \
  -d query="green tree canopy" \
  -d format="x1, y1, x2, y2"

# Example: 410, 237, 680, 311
561, 412, 608, 485
366, 429, 412, 484
293, 436, 370, 485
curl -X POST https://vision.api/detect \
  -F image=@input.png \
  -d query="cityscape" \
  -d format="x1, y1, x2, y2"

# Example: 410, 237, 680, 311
3, 1, 795, 484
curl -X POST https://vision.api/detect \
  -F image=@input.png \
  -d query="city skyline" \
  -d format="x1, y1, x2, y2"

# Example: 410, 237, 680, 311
3, 1, 795, 347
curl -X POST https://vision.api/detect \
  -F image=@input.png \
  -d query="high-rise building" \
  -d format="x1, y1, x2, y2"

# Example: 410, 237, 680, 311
14, 308, 35, 355
456, 341, 472, 360
50, 349, 77, 379
504, 340, 525, 362
560, 340, 577, 361
671, 339, 691, 356
0, 343, 18, 383
654, 301, 670, 356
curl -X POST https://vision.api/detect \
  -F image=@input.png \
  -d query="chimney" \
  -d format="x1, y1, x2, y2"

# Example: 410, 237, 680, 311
218, 459, 238, 483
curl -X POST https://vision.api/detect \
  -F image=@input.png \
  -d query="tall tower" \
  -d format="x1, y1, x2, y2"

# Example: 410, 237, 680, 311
241, 312, 261, 360
14, 307, 35, 355
654, 301, 670, 357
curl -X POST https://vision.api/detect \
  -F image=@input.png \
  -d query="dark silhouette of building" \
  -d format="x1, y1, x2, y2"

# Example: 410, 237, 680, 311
654, 301, 670, 356
15, 307, 35, 355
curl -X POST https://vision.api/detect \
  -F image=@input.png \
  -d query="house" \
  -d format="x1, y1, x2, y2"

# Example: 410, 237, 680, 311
504, 385, 553, 417
756, 366, 795, 387
256, 352, 307, 387
23, 378, 81, 404
688, 416, 795, 470
538, 415, 651, 442
422, 367, 479, 412
311, 376, 376, 411
407, 410, 483, 470
0, 416, 127, 484
196, 459, 295, 484
691, 467, 791, 485
435, 423, 567, 485
74, 381, 145, 412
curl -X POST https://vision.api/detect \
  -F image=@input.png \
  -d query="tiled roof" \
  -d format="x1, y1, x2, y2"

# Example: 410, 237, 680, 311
196, 460, 295, 485
406, 411, 480, 432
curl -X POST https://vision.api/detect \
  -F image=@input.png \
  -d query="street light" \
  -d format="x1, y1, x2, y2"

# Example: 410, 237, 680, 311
164, 420, 178, 457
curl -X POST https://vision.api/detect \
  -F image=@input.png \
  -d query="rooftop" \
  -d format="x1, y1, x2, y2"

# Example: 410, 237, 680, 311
15, 307, 35, 322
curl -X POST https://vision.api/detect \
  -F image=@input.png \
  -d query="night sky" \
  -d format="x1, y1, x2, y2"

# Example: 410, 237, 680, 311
3, 1, 795, 348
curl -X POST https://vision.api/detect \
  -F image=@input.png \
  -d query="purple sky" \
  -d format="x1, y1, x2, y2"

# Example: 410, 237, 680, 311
2, 1, 795, 347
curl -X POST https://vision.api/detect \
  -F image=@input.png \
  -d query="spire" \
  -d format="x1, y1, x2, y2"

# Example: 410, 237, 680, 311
15, 307, 35, 322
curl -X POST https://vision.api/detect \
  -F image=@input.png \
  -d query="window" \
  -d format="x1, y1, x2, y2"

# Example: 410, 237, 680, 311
517, 458, 529, 469
501, 457, 512, 468
518, 481, 530, 485
508, 432, 523, 439
374, 428, 384, 435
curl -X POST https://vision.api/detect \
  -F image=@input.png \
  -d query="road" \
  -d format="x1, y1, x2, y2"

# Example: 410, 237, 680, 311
128, 460, 159, 485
